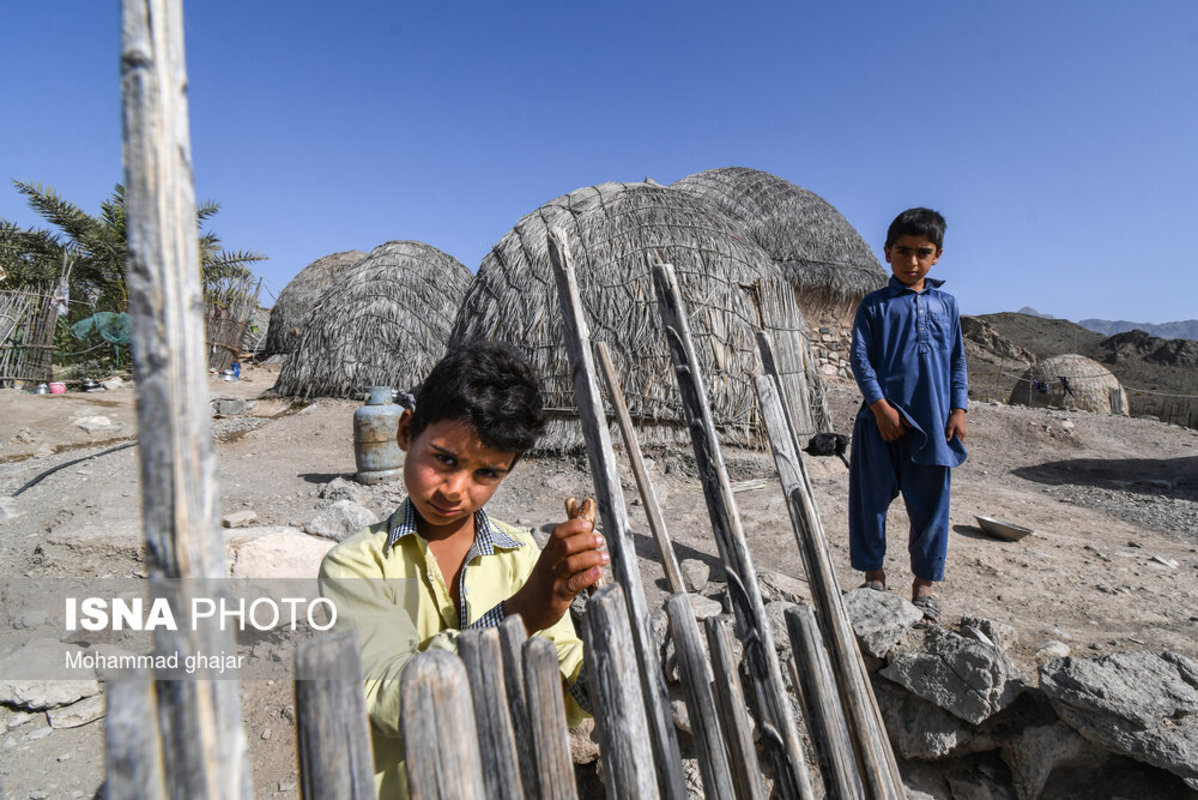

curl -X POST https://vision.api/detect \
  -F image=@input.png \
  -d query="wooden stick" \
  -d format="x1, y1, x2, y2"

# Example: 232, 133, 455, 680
547, 228, 685, 799
401, 651, 486, 800
666, 593, 735, 798
105, 674, 167, 800
785, 605, 865, 800
459, 628, 524, 800
595, 341, 686, 595
754, 371, 905, 798
580, 584, 661, 800
704, 617, 767, 800
294, 631, 376, 800
523, 637, 580, 800
120, 1, 250, 795
651, 260, 813, 800
498, 615, 538, 796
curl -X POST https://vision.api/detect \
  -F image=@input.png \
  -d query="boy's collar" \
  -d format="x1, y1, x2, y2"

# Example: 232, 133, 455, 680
383, 498, 523, 556
887, 275, 945, 295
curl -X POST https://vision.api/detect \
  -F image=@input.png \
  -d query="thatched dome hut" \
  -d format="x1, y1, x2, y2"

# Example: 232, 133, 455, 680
272, 241, 471, 398
670, 168, 885, 312
1008, 354, 1129, 415
449, 181, 831, 451
262, 250, 366, 357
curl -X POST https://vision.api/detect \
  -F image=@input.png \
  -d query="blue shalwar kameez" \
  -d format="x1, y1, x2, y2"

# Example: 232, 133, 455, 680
848, 276, 968, 581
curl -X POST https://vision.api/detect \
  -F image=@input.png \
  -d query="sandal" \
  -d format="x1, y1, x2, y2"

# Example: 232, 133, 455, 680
912, 594, 941, 626
860, 580, 887, 592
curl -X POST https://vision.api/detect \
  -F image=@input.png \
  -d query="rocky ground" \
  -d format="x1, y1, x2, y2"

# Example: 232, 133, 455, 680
1, 362, 1196, 798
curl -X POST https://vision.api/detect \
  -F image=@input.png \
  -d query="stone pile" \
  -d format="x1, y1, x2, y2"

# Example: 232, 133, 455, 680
810, 322, 854, 381
641, 570, 1198, 799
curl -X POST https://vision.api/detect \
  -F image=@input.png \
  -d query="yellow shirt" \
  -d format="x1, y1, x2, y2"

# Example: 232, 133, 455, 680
318, 501, 587, 799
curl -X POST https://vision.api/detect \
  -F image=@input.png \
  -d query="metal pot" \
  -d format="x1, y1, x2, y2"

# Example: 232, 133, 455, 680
220, 369, 238, 382
33, 383, 50, 395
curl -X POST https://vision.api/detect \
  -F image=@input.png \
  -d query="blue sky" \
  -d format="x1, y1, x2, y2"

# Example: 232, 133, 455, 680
3, 1, 1195, 323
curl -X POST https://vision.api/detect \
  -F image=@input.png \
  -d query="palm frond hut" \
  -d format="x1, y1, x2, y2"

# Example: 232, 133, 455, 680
272, 241, 471, 398
262, 250, 366, 357
449, 181, 831, 451
1008, 354, 1129, 415
671, 168, 887, 378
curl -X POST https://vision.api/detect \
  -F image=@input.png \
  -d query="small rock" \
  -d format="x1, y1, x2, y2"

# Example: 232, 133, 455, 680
1034, 640, 1071, 661
100, 377, 125, 390
26, 725, 54, 741
679, 559, 710, 593
74, 415, 119, 433
843, 588, 925, 659
305, 500, 378, 542
318, 477, 374, 506
688, 595, 723, 620
671, 699, 691, 735
56, 752, 73, 762
211, 397, 249, 417
277, 777, 297, 792
1150, 555, 1179, 569
261, 726, 273, 740
221, 509, 258, 528
958, 616, 1018, 651
0, 497, 17, 524
568, 717, 601, 764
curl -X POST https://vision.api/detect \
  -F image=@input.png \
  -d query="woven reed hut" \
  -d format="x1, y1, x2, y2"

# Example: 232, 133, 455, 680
262, 250, 366, 357
1008, 354, 1129, 415
670, 168, 886, 317
449, 181, 831, 451
272, 241, 471, 398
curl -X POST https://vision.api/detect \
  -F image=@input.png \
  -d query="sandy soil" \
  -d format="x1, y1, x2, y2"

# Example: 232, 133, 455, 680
1, 362, 1196, 798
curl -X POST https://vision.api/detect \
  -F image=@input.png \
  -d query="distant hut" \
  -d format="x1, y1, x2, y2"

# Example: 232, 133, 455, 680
1009, 354, 1129, 415
450, 181, 831, 451
671, 168, 886, 376
262, 250, 366, 357
272, 241, 471, 398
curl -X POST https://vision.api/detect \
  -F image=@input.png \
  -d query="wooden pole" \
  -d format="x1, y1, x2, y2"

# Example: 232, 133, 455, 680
704, 617, 767, 800
120, 1, 250, 796
651, 260, 814, 800
401, 651, 487, 800
547, 228, 685, 800
459, 628, 525, 800
523, 637, 581, 800
785, 605, 865, 800
580, 584, 661, 800
104, 675, 167, 800
754, 372, 905, 798
499, 615, 539, 796
294, 631, 376, 800
595, 341, 686, 595
665, 593, 735, 798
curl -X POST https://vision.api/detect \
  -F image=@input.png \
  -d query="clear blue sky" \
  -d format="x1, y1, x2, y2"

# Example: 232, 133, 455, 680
3, 1, 1195, 323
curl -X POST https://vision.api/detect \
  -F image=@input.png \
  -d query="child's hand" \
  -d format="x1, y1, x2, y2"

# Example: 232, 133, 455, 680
945, 408, 967, 442
503, 514, 609, 634
870, 399, 908, 442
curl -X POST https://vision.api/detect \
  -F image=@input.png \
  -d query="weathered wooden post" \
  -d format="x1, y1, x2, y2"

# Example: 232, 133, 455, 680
499, 614, 539, 795
665, 593, 735, 798
651, 260, 814, 800
594, 341, 686, 595
581, 584, 661, 799
705, 617, 767, 800
401, 650, 486, 800
294, 631, 376, 800
754, 370, 905, 798
523, 637, 581, 800
120, 0, 250, 795
547, 228, 685, 799
459, 627, 525, 800
104, 675, 167, 800
785, 605, 864, 800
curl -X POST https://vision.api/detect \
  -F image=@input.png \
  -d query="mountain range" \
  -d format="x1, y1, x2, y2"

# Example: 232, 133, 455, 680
1015, 307, 1198, 341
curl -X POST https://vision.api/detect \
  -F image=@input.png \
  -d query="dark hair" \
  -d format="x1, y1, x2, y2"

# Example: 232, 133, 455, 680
409, 340, 545, 456
885, 207, 946, 249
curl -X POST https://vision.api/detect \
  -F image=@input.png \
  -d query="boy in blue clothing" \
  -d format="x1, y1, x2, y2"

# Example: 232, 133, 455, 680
848, 207, 968, 624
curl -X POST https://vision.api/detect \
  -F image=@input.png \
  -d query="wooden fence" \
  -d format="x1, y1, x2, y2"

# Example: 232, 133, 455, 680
109, 2, 903, 798
0, 287, 57, 386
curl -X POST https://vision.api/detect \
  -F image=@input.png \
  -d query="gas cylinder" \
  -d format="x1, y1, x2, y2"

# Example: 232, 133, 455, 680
353, 386, 404, 485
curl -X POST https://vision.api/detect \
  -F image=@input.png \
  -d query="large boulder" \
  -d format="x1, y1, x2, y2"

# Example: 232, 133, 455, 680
881, 628, 1026, 725
1039, 650, 1198, 782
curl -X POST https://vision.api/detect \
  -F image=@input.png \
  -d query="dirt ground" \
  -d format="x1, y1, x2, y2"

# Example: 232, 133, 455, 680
1, 361, 1196, 798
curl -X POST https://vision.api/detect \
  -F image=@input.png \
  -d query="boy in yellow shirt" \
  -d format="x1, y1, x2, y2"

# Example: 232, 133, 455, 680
319, 341, 607, 798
